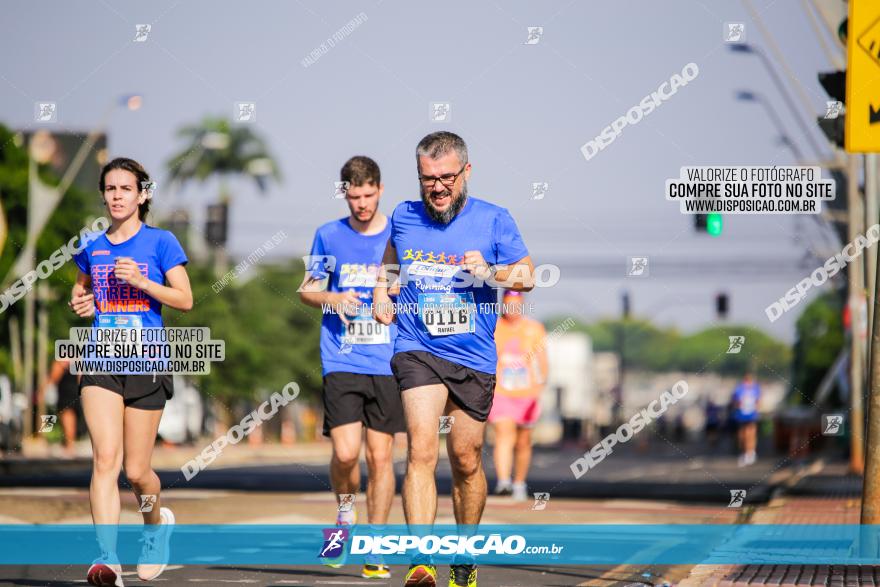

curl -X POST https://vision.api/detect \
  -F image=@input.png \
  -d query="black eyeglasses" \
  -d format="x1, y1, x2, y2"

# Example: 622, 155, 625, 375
419, 164, 467, 189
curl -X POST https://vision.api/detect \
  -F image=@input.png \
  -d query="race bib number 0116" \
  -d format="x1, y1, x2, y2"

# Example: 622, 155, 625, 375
418, 292, 476, 336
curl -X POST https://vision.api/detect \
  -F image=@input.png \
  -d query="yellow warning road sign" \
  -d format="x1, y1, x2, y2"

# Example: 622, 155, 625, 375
847, 0, 880, 152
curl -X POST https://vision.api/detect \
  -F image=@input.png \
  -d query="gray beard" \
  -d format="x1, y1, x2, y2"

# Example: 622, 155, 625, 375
421, 182, 468, 224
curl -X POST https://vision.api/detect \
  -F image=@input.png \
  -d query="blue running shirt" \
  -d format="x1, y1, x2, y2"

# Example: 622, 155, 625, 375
74, 224, 188, 329
732, 382, 761, 421
308, 218, 396, 376
390, 197, 529, 373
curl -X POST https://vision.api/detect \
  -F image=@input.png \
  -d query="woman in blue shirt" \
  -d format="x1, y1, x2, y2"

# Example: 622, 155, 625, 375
69, 157, 192, 586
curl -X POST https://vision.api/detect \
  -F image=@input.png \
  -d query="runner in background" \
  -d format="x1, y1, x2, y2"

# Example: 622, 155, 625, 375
489, 290, 547, 501
299, 156, 404, 580
732, 371, 761, 466
37, 359, 80, 457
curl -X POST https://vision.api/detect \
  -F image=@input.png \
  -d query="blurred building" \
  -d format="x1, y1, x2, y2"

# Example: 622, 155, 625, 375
19, 130, 107, 191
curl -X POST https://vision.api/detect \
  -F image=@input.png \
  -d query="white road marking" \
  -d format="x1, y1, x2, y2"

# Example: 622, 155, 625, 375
186, 579, 258, 583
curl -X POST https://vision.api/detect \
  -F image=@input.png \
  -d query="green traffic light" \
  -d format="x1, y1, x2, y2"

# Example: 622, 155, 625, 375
707, 213, 723, 236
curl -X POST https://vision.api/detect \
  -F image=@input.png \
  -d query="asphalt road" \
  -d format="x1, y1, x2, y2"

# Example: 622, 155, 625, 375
0, 439, 792, 504
0, 563, 684, 587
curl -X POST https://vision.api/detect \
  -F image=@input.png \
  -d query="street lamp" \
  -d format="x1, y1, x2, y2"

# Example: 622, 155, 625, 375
729, 44, 825, 160
734, 89, 805, 161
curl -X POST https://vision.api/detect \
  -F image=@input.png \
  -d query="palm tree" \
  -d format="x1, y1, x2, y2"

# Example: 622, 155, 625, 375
165, 117, 282, 432
165, 116, 281, 269
167, 116, 281, 198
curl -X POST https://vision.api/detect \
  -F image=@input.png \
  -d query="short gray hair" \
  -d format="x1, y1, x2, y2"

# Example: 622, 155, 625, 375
416, 131, 468, 166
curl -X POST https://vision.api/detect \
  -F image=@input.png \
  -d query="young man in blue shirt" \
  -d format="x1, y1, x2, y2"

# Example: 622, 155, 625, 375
300, 156, 404, 580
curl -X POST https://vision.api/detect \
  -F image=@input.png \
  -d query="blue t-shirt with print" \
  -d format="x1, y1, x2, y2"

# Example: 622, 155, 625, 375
308, 217, 396, 376
390, 197, 529, 373
732, 382, 761, 422
73, 224, 188, 329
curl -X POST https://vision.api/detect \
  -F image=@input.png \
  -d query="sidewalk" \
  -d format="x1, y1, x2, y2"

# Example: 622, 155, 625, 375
0, 437, 345, 481
679, 463, 867, 586
12, 435, 344, 467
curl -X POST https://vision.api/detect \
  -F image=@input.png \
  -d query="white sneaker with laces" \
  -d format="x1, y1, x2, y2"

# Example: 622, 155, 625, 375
137, 506, 175, 581
87, 551, 124, 587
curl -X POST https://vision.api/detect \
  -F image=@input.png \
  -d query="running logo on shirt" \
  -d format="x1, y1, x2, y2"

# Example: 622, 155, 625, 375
401, 249, 463, 265
92, 263, 150, 313
338, 263, 380, 287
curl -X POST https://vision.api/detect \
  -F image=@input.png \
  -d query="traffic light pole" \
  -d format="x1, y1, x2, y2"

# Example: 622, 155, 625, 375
864, 154, 880, 524
849, 153, 866, 475
867, 154, 878, 350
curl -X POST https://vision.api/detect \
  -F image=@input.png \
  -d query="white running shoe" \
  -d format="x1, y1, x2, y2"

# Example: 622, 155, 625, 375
512, 482, 529, 502
323, 507, 356, 568
495, 479, 513, 496
87, 551, 124, 587
137, 506, 175, 581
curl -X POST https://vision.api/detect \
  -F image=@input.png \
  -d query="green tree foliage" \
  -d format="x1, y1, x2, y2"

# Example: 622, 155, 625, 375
791, 290, 844, 405
161, 115, 296, 405
0, 125, 102, 376
577, 319, 677, 371
166, 261, 322, 403
674, 326, 790, 376
165, 116, 280, 197
548, 316, 791, 376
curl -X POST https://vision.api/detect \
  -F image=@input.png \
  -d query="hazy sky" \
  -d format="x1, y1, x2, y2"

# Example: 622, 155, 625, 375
1, 0, 850, 342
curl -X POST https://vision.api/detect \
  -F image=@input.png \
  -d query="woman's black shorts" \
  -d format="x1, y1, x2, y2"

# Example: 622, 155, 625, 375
80, 373, 173, 410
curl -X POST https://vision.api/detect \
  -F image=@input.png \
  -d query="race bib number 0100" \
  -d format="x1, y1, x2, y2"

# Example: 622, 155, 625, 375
341, 314, 390, 345
418, 292, 476, 336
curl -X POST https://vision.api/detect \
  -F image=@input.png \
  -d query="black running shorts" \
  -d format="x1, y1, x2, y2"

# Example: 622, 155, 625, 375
391, 350, 496, 422
80, 374, 172, 411
322, 372, 406, 437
